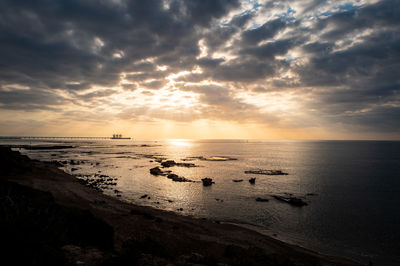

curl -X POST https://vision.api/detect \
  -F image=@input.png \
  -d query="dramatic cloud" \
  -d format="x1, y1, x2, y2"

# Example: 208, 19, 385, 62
0, 0, 399, 139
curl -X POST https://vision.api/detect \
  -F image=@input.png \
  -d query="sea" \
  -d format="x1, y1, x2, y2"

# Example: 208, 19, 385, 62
2, 139, 399, 265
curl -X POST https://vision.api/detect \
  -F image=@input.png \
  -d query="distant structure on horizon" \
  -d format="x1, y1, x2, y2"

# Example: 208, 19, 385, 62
111, 134, 131, 140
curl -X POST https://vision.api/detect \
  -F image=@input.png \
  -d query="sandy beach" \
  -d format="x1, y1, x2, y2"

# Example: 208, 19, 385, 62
0, 147, 362, 265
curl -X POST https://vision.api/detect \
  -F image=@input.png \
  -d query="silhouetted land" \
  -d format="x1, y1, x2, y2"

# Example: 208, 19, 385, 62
0, 147, 362, 265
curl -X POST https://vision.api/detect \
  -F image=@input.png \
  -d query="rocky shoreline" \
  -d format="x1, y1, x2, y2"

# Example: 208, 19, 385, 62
0, 147, 362, 266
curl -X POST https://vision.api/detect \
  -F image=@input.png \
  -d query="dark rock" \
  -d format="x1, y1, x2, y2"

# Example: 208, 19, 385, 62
71, 168, 78, 171
166, 174, 192, 182
256, 197, 269, 202
232, 179, 243, 182
149, 166, 171, 176
161, 160, 176, 167
140, 194, 148, 199
273, 195, 308, 207
150, 167, 163, 175
201, 178, 214, 186
249, 178, 256, 184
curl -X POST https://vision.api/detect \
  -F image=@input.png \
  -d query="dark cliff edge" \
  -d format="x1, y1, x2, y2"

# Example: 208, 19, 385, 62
0, 147, 363, 266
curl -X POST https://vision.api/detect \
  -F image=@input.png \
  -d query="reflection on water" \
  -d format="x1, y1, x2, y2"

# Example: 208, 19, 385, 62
3, 139, 400, 265
167, 139, 193, 147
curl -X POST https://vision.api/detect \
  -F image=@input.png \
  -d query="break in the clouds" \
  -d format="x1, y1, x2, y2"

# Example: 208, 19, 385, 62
0, 0, 399, 139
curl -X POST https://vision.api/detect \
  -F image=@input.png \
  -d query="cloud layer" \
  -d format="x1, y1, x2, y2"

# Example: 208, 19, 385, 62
0, 0, 399, 138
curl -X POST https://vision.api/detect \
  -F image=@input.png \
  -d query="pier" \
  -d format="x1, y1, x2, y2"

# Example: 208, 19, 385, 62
0, 136, 126, 140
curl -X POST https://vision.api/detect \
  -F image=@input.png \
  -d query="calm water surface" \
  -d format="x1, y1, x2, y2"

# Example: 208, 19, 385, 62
3, 139, 400, 265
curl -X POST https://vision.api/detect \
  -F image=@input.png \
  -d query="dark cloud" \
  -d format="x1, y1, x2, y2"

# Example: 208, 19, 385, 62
0, 0, 399, 136
241, 18, 287, 44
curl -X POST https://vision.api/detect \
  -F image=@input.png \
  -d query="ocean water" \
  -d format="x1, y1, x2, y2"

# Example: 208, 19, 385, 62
3, 139, 400, 265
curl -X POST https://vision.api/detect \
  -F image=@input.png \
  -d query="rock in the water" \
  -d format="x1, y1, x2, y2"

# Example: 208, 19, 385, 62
232, 179, 243, 182
176, 162, 197, 167
150, 166, 170, 176
161, 160, 197, 168
249, 178, 256, 184
244, 169, 288, 175
166, 174, 192, 182
201, 178, 214, 186
256, 197, 269, 202
161, 160, 176, 167
272, 195, 308, 207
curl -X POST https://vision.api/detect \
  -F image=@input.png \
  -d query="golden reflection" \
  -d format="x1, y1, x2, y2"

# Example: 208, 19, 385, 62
168, 139, 192, 147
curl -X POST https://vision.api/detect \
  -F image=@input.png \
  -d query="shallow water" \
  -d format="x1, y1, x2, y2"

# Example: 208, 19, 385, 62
3, 139, 400, 265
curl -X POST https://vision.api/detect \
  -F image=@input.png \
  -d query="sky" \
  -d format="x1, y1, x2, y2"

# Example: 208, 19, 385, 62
0, 0, 399, 139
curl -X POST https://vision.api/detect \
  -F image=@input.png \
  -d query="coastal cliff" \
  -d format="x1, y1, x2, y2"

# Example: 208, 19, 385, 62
0, 147, 361, 266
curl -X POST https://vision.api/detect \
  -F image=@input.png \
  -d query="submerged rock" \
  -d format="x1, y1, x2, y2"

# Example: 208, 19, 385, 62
244, 169, 288, 175
176, 162, 196, 167
272, 195, 308, 207
249, 178, 256, 184
201, 178, 214, 186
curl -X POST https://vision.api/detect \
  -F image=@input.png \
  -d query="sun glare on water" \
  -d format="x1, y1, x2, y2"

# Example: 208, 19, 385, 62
168, 139, 192, 147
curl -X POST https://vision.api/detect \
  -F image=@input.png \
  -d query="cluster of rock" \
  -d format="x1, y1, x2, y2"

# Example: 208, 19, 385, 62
161, 160, 197, 168
75, 173, 120, 196
150, 159, 199, 183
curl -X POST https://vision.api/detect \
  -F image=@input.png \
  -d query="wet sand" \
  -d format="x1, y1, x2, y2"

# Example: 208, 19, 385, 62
0, 147, 362, 265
